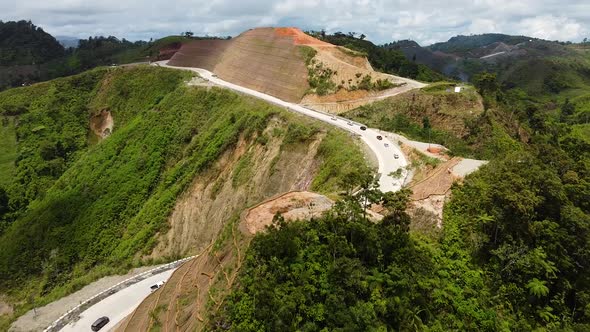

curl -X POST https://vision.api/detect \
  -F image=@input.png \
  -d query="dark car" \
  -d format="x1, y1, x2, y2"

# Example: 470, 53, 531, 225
376, 135, 383, 140
360, 126, 367, 130
91, 316, 110, 331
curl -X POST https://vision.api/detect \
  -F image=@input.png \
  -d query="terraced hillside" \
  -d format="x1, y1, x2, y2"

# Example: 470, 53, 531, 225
169, 27, 424, 106
169, 28, 310, 102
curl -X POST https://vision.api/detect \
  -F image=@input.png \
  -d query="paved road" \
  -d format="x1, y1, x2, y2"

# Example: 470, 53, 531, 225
156, 61, 409, 192
59, 269, 174, 332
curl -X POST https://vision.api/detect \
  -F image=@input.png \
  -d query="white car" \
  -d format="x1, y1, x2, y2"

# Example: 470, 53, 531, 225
394, 154, 399, 159
384, 143, 389, 147
150, 281, 165, 292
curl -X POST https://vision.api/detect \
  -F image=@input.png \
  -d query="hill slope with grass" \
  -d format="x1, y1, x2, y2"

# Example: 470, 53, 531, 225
342, 82, 526, 159
0, 65, 368, 330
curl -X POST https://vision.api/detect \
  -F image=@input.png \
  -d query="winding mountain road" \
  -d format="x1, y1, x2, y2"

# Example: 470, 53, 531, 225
156, 61, 409, 192
42, 61, 411, 332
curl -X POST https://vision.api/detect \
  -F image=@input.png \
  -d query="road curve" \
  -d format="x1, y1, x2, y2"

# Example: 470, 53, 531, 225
156, 61, 409, 192
45, 63, 409, 332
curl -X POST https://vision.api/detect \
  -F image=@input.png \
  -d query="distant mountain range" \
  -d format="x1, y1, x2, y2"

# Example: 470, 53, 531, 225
385, 33, 590, 99
56, 36, 80, 48
2, 19, 590, 99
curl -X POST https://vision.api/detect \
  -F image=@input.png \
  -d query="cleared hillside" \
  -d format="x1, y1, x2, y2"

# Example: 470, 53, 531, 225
169, 28, 310, 102
0, 65, 368, 330
169, 27, 425, 107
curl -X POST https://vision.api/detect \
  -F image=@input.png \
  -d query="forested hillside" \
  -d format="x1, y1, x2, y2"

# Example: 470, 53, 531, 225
212, 71, 590, 330
0, 20, 65, 66
0, 20, 215, 91
0, 65, 367, 330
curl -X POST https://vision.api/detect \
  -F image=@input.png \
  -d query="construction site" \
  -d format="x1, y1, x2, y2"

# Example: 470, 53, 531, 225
168, 27, 423, 108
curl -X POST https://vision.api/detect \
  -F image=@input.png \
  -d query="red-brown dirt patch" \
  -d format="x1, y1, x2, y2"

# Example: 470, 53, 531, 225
242, 191, 333, 235
274, 27, 333, 46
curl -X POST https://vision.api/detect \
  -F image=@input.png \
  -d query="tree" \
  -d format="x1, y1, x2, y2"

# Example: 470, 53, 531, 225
473, 72, 501, 108
183, 31, 194, 38
422, 116, 431, 131
473, 72, 500, 97
526, 278, 550, 298
359, 34, 366, 40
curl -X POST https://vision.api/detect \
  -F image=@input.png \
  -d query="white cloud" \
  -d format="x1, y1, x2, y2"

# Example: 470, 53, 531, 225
517, 15, 588, 41
1, 0, 589, 44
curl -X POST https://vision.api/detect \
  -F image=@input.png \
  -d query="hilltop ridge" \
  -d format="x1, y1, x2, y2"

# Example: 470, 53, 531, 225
170, 27, 425, 108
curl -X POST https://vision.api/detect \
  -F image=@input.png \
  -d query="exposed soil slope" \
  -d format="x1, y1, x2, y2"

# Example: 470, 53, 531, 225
169, 28, 310, 102
242, 191, 333, 235
119, 190, 335, 332
169, 27, 425, 107
147, 118, 327, 259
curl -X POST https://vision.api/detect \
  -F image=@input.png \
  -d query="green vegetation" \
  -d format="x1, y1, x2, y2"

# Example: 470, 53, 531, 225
0, 116, 17, 186
298, 45, 317, 65
232, 152, 254, 188
0, 65, 370, 328
0, 20, 228, 91
355, 74, 398, 91
212, 61, 590, 331
0, 20, 65, 66
305, 59, 337, 96
306, 30, 446, 82
343, 83, 509, 158
0, 66, 273, 319
311, 130, 369, 194
212, 188, 500, 331
300, 44, 401, 95
429, 33, 532, 55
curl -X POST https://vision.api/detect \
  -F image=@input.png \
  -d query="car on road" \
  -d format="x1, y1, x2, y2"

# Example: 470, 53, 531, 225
360, 126, 367, 130
376, 135, 383, 140
150, 281, 165, 292
91, 316, 110, 331
384, 143, 389, 147
347, 122, 353, 126
394, 154, 399, 159
331, 117, 337, 121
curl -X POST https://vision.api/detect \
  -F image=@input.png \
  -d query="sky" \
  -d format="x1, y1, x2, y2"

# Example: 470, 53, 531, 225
1, 0, 589, 45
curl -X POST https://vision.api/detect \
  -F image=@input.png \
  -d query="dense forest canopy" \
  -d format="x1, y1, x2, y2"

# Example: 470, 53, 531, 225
0, 20, 65, 66
0, 20, 225, 91
214, 71, 590, 330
